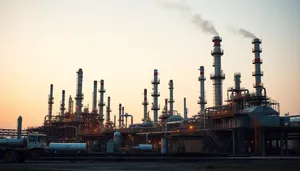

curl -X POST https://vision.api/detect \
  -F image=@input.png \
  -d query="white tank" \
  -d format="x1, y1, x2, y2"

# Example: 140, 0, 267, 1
0, 138, 26, 148
161, 138, 167, 153
138, 144, 153, 151
48, 143, 87, 153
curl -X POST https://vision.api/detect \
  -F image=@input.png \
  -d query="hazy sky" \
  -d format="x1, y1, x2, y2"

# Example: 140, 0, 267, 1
1, 0, 299, 129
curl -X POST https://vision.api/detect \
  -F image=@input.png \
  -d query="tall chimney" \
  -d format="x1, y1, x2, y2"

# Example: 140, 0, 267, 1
151, 69, 160, 126
106, 96, 111, 123
60, 90, 66, 117
68, 95, 73, 114
122, 106, 125, 127
164, 98, 168, 114
48, 84, 54, 123
210, 36, 225, 107
92, 80, 98, 113
118, 104, 122, 128
98, 79, 105, 129
183, 98, 188, 119
234, 73, 241, 94
75, 68, 84, 121
17, 116, 22, 139
142, 89, 149, 123
252, 38, 263, 97
168, 80, 174, 115
198, 66, 207, 114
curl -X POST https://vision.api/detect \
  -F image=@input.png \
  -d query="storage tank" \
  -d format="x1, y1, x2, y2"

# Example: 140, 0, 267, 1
0, 138, 26, 148
161, 138, 167, 153
48, 143, 87, 153
113, 131, 121, 151
138, 144, 152, 151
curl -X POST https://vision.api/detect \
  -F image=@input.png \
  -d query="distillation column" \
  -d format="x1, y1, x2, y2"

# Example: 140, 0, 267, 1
118, 104, 122, 128
48, 84, 54, 123
210, 36, 225, 107
98, 80, 106, 129
68, 95, 73, 114
151, 69, 160, 126
198, 66, 207, 114
60, 90, 66, 121
122, 107, 125, 126
252, 38, 263, 97
75, 68, 84, 121
234, 73, 241, 94
92, 80, 98, 113
142, 89, 149, 123
106, 96, 111, 124
168, 80, 174, 116
183, 98, 188, 119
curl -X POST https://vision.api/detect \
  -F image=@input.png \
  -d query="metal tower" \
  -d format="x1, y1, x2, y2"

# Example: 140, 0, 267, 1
168, 80, 174, 116
210, 36, 225, 107
151, 69, 160, 126
60, 90, 66, 121
252, 38, 263, 97
142, 89, 149, 123
48, 84, 54, 123
198, 66, 207, 114
92, 80, 98, 113
75, 68, 84, 121
98, 80, 105, 129
106, 96, 111, 123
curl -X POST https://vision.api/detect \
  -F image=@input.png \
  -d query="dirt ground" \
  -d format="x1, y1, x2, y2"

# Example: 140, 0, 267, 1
1, 160, 300, 171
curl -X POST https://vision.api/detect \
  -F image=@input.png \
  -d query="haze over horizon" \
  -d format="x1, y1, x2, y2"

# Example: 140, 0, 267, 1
1, 0, 299, 129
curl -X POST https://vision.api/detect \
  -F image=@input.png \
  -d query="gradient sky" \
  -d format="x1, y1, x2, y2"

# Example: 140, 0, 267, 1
1, 0, 300, 129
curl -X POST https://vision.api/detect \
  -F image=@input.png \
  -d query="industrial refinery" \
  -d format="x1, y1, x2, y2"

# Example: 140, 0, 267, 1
1, 36, 300, 162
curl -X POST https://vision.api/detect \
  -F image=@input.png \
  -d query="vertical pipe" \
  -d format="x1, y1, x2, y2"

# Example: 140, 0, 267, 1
122, 107, 125, 127
151, 69, 160, 126
168, 80, 174, 115
118, 104, 122, 128
183, 98, 187, 119
17, 116, 22, 139
106, 96, 111, 123
164, 98, 168, 114
68, 95, 73, 114
75, 68, 84, 121
93, 80, 97, 113
142, 89, 148, 123
60, 90, 66, 117
252, 38, 263, 97
198, 66, 207, 114
98, 80, 105, 129
48, 84, 54, 123
210, 36, 225, 107
114, 115, 116, 128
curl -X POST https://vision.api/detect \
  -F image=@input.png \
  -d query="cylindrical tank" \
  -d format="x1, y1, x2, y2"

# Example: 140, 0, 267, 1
48, 143, 87, 153
138, 144, 152, 151
113, 131, 121, 151
0, 138, 26, 148
161, 138, 167, 154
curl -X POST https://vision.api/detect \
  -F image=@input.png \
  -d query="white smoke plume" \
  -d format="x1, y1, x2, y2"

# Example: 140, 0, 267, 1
156, 0, 219, 36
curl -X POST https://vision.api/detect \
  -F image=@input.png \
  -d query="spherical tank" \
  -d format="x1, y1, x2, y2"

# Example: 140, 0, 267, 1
48, 143, 87, 153
0, 138, 26, 148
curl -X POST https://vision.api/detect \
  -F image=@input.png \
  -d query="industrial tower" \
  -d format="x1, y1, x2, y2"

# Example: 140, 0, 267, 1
48, 84, 54, 123
168, 80, 174, 116
198, 66, 207, 114
106, 96, 111, 124
118, 104, 122, 128
151, 69, 160, 126
60, 90, 66, 121
92, 80, 98, 114
75, 68, 83, 121
210, 36, 225, 107
142, 89, 149, 123
252, 38, 264, 97
98, 80, 105, 129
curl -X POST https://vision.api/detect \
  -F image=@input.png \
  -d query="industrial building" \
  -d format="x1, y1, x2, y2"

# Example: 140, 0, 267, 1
2, 36, 299, 156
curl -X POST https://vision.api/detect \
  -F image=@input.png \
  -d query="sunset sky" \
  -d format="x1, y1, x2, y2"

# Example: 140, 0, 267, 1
0, 0, 299, 129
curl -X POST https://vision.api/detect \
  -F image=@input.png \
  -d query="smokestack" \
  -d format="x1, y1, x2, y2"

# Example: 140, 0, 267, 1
48, 84, 54, 123
118, 104, 122, 128
17, 116, 22, 139
183, 98, 188, 119
252, 38, 263, 97
60, 90, 66, 117
198, 66, 207, 114
93, 80, 98, 113
68, 95, 73, 114
142, 89, 149, 123
234, 73, 241, 93
98, 80, 105, 129
75, 68, 84, 121
168, 80, 174, 115
164, 98, 168, 114
122, 106, 125, 127
210, 36, 225, 107
114, 115, 116, 128
106, 96, 111, 123
151, 69, 160, 126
